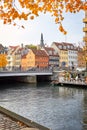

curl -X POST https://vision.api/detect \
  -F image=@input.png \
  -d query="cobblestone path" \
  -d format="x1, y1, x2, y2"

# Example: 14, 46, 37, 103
0, 112, 31, 130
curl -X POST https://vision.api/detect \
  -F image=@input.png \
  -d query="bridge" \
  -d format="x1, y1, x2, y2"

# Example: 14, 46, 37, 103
0, 70, 52, 77
0, 70, 53, 83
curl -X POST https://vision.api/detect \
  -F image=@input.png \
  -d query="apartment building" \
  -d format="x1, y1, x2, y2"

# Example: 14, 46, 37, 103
21, 49, 49, 70
6, 45, 21, 70
78, 47, 85, 68
51, 42, 78, 69
41, 47, 59, 67
66, 42, 78, 70
51, 42, 68, 68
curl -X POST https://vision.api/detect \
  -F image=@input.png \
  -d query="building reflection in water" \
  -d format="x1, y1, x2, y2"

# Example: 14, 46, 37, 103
83, 91, 87, 130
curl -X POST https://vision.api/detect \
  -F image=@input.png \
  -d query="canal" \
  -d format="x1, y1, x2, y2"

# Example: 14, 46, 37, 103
0, 81, 87, 130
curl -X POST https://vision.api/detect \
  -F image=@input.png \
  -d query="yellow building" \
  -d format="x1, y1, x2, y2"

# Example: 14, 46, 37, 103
51, 42, 68, 68
59, 49, 68, 67
6, 46, 21, 71
21, 49, 49, 70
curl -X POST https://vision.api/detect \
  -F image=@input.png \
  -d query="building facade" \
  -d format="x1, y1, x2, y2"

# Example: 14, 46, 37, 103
6, 46, 21, 71
21, 49, 49, 70
41, 47, 59, 68
51, 42, 78, 70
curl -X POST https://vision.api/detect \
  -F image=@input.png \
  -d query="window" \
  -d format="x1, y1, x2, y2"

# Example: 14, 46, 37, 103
59, 45, 62, 49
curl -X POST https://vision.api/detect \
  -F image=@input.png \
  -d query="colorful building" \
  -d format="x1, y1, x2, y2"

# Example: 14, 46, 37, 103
51, 42, 78, 69
42, 47, 59, 68
78, 47, 85, 68
6, 45, 21, 71
21, 49, 49, 70
51, 42, 68, 68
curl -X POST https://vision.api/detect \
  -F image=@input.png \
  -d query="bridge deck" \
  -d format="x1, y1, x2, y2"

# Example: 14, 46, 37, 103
0, 71, 52, 77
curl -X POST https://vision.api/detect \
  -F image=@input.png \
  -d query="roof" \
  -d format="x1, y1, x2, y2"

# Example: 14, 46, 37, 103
52, 42, 78, 51
9, 45, 20, 49
44, 47, 55, 51
43, 47, 59, 56
31, 49, 48, 57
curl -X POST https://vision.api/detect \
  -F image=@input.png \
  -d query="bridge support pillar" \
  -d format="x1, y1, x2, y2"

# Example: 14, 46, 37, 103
17, 76, 37, 83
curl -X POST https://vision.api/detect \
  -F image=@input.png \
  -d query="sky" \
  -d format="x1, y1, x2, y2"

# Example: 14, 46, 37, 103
0, 10, 85, 47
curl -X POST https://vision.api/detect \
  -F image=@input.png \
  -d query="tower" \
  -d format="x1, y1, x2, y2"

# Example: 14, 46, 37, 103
40, 33, 44, 48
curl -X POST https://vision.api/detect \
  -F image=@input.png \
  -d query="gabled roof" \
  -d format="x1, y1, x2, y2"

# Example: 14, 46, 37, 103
31, 49, 48, 57
53, 42, 63, 46
0, 44, 4, 49
8, 45, 20, 54
43, 47, 59, 56
52, 42, 77, 51
9, 45, 20, 49
44, 47, 55, 51
62, 42, 74, 46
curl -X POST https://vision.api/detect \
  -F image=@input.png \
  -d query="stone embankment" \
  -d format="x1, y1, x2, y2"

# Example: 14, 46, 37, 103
0, 106, 50, 130
0, 112, 31, 130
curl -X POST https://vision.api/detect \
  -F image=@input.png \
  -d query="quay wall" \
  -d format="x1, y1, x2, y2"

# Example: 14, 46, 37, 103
17, 75, 52, 83
0, 106, 50, 130
17, 76, 37, 83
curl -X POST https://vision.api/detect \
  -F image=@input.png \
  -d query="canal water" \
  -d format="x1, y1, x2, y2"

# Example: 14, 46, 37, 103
0, 82, 87, 130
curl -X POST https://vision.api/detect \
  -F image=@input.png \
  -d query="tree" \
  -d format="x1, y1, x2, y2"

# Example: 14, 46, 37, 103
25, 44, 37, 49
0, 54, 8, 68
0, 0, 86, 34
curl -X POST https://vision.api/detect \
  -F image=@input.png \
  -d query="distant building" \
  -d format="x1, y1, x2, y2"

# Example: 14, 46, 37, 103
78, 47, 85, 68
51, 42, 68, 68
21, 49, 49, 70
30, 49, 49, 68
37, 33, 45, 49
40, 33, 45, 48
0, 44, 7, 54
41, 46, 59, 68
51, 42, 78, 69
6, 45, 21, 71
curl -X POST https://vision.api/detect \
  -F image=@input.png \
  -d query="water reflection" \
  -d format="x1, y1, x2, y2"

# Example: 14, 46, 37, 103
0, 82, 87, 130
83, 91, 87, 130
51, 86, 83, 99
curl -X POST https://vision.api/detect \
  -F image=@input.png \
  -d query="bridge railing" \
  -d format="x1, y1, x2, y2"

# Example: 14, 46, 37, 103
0, 68, 53, 74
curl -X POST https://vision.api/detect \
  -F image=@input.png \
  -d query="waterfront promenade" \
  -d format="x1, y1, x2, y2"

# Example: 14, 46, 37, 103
0, 112, 31, 130
0, 106, 50, 130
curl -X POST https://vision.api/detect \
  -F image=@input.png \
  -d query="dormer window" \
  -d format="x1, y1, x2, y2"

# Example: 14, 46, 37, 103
68, 45, 70, 49
49, 50, 52, 55
63, 46, 66, 49
59, 45, 62, 49
71, 46, 73, 49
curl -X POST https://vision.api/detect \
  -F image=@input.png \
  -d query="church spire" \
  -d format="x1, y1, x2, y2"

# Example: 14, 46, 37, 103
40, 33, 44, 48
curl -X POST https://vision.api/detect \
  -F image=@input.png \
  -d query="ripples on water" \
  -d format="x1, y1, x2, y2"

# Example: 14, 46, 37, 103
0, 82, 87, 130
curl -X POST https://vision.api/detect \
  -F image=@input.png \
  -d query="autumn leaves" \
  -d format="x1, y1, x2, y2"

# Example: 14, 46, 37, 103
0, 0, 87, 34
0, 54, 7, 68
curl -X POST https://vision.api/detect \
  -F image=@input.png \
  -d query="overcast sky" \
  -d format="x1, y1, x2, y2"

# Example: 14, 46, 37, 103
0, 10, 85, 47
